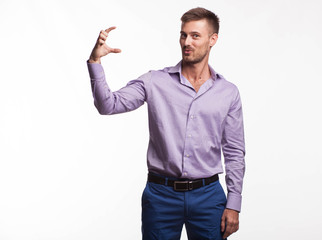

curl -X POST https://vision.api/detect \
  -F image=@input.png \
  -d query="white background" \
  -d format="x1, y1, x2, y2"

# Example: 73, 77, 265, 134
1, 0, 322, 239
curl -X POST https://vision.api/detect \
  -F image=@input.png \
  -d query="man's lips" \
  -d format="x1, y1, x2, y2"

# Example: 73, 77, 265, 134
183, 48, 193, 54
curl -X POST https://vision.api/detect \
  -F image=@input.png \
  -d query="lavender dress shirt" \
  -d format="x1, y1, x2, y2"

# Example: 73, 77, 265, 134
87, 61, 245, 212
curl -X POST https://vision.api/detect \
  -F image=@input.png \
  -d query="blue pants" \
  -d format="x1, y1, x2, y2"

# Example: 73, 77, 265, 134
141, 174, 227, 240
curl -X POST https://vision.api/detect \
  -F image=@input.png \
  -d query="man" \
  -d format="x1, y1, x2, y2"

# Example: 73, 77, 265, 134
87, 7, 245, 240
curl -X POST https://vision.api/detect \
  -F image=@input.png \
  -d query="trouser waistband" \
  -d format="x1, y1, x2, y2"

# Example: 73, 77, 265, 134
147, 172, 219, 192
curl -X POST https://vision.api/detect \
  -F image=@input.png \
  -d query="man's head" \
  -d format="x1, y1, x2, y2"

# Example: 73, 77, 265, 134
180, 7, 220, 64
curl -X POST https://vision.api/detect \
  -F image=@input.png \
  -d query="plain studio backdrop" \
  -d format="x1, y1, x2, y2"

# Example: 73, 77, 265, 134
1, 0, 321, 239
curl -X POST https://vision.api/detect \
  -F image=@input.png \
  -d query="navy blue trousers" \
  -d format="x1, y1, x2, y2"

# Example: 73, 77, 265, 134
141, 174, 227, 240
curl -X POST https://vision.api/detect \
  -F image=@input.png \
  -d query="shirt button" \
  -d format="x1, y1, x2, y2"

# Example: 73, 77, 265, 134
188, 134, 192, 138
185, 154, 190, 157
183, 172, 187, 176
190, 115, 194, 119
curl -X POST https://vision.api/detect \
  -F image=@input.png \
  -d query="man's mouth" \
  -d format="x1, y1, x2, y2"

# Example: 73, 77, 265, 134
183, 48, 193, 54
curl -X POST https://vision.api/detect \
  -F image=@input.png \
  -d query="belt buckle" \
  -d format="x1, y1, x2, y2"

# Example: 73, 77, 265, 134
174, 181, 193, 191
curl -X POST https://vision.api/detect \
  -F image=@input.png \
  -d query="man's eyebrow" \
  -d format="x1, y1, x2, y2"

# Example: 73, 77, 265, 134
180, 31, 201, 35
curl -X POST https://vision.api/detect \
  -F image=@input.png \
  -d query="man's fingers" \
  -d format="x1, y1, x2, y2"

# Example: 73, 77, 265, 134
221, 209, 239, 238
99, 32, 107, 41
93, 27, 120, 55
101, 30, 108, 37
223, 224, 237, 239
97, 31, 106, 46
222, 219, 239, 238
222, 222, 233, 239
97, 27, 117, 45
98, 39, 105, 45
105, 26, 117, 34
223, 222, 231, 238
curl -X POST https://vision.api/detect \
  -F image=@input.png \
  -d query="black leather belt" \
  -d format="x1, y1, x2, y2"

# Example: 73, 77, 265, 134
148, 173, 219, 192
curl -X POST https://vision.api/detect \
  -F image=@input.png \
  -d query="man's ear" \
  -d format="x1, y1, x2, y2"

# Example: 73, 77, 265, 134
210, 33, 218, 47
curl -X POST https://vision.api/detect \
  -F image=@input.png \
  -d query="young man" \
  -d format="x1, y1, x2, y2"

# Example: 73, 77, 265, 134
87, 7, 245, 240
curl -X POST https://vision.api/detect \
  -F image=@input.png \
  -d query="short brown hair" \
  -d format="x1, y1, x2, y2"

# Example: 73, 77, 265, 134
181, 7, 220, 34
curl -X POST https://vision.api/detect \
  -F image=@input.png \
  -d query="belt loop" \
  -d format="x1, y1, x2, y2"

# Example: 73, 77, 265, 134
165, 177, 168, 186
202, 179, 205, 186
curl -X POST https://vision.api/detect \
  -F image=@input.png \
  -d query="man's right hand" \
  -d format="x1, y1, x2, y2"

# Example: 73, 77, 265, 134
88, 26, 121, 64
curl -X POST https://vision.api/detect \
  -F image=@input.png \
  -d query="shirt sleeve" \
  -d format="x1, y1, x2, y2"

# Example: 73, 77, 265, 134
221, 87, 246, 212
87, 61, 150, 115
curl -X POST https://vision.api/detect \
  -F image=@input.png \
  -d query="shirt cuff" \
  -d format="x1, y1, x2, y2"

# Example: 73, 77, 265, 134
226, 192, 242, 212
87, 61, 105, 80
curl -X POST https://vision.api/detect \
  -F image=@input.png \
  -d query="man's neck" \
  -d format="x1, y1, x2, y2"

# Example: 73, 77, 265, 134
181, 58, 211, 83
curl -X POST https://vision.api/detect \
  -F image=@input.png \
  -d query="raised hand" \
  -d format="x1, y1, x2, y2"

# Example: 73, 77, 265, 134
88, 26, 121, 64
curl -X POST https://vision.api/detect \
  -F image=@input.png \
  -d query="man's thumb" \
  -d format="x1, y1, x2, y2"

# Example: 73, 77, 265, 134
110, 48, 122, 53
221, 215, 226, 232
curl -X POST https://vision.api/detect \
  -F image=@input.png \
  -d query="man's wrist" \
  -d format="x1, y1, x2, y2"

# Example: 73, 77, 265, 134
225, 208, 240, 213
88, 57, 101, 64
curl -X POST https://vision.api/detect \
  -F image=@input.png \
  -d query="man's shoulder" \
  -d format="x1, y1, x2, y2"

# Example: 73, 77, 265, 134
139, 62, 179, 75
217, 73, 238, 89
209, 67, 239, 92
135, 65, 175, 83
158, 62, 181, 74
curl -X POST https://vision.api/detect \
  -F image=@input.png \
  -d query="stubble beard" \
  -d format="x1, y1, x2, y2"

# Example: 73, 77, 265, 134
182, 49, 209, 65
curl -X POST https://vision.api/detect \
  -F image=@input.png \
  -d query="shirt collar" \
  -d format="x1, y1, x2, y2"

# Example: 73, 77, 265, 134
167, 60, 220, 81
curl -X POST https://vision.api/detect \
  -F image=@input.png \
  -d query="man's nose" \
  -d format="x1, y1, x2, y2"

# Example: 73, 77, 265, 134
184, 36, 192, 46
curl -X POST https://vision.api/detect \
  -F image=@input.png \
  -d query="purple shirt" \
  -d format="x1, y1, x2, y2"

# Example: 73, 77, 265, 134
87, 61, 245, 212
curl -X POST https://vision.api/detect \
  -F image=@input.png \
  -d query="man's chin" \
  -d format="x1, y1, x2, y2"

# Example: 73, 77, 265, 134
182, 57, 201, 65
182, 55, 194, 62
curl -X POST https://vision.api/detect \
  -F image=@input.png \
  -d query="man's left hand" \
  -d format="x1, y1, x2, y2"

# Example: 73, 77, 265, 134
221, 208, 239, 238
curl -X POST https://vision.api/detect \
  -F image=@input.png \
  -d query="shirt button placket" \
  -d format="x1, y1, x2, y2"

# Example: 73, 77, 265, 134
182, 110, 196, 177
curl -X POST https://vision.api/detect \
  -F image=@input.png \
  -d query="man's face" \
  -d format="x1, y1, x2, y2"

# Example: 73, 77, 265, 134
180, 19, 217, 64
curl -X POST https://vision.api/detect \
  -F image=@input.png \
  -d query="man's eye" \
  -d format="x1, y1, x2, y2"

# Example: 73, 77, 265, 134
180, 34, 187, 38
193, 34, 199, 38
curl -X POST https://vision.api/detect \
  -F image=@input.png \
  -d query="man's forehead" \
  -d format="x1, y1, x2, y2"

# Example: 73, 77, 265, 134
181, 19, 211, 32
